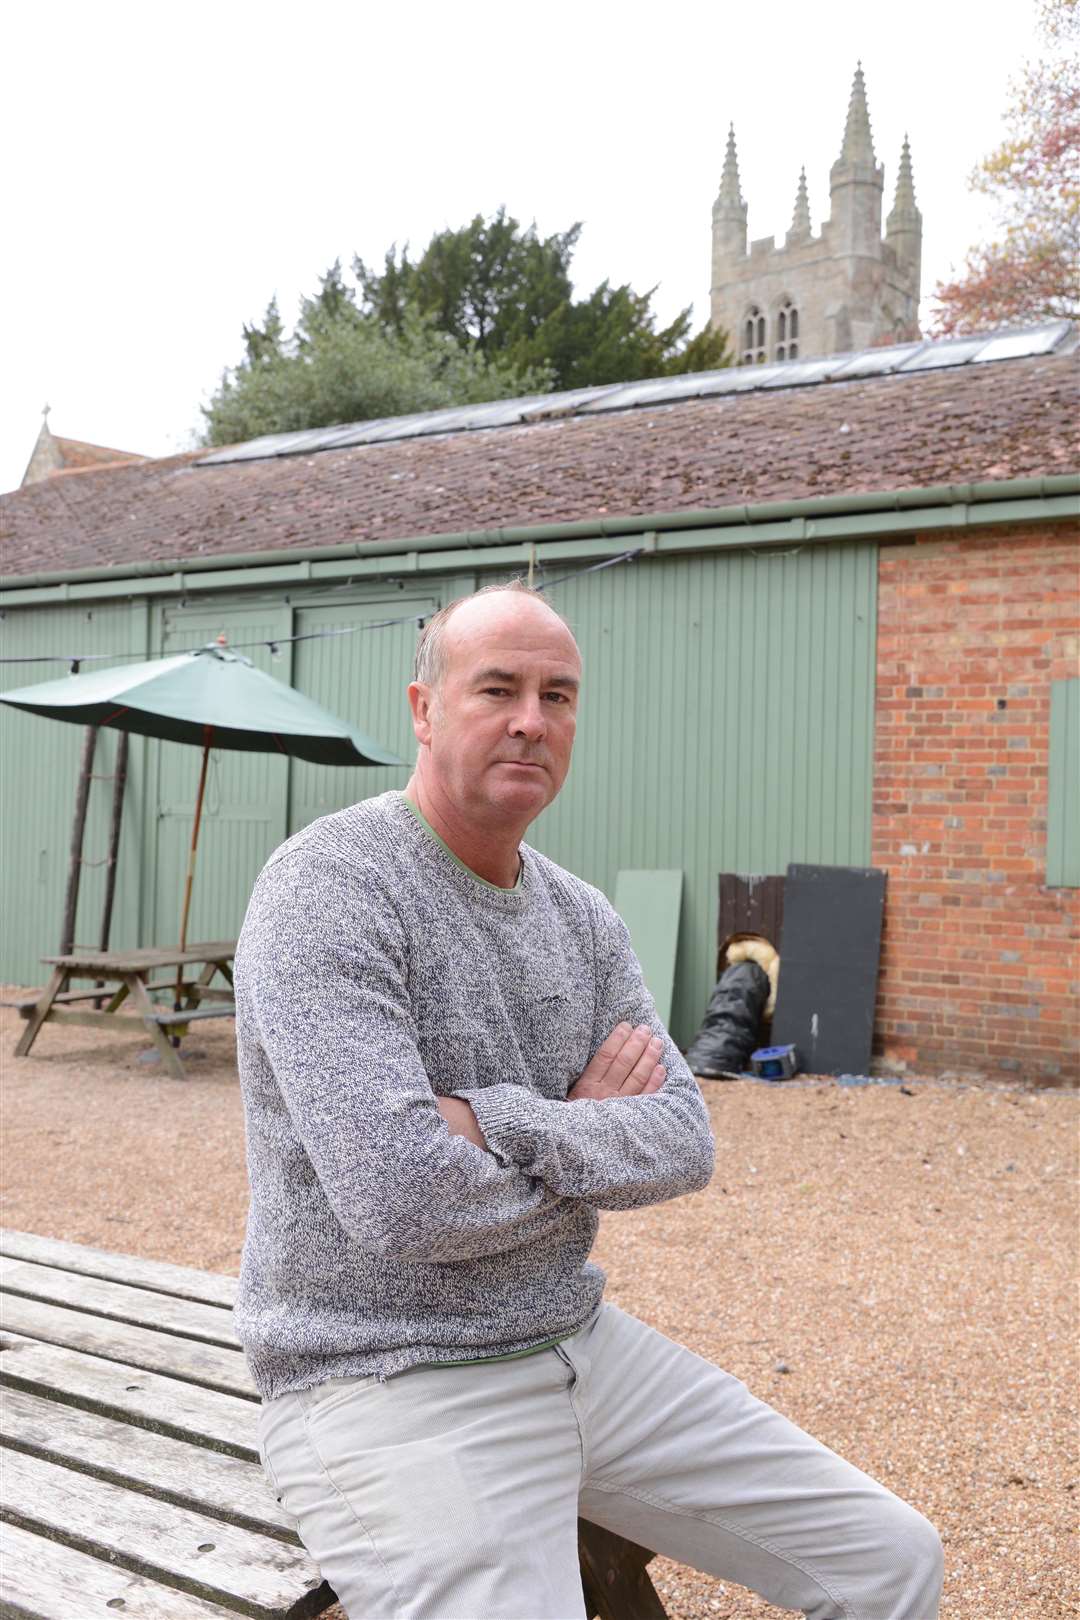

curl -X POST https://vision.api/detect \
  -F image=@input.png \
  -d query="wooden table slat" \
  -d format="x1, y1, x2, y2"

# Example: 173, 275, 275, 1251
0, 1332, 257, 1458
0, 1293, 255, 1398
2, 1387, 296, 1541
40, 943, 237, 971
0, 1519, 249, 1620
0, 1257, 241, 1349
149, 1005, 237, 1026
0, 1448, 330, 1620
3, 1386, 299, 1548
0, 1229, 238, 1309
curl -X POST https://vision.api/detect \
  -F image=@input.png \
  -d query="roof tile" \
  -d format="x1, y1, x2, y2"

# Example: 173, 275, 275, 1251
2, 353, 1077, 580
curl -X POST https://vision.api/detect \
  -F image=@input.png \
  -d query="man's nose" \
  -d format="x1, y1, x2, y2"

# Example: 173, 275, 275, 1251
509, 694, 547, 741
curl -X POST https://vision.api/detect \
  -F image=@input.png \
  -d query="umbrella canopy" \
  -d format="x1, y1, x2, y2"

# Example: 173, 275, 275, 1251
2, 640, 406, 961
0, 641, 404, 766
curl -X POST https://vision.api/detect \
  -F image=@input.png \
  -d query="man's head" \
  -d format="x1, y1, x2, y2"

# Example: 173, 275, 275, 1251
408, 581, 582, 831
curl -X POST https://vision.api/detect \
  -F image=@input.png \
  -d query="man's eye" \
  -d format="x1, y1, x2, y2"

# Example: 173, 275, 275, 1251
543, 691, 570, 703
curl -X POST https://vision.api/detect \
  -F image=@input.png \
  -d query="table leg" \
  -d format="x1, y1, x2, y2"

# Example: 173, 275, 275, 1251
14, 967, 68, 1058
126, 974, 187, 1081
177, 959, 215, 1010
578, 1521, 667, 1620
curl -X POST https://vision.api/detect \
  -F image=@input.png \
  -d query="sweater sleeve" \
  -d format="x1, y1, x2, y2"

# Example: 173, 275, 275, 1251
460, 893, 715, 1209
236, 851, 568, 1264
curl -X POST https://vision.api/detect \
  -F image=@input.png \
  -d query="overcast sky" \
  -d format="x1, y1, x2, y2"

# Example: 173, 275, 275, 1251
2, 0, 1042, 495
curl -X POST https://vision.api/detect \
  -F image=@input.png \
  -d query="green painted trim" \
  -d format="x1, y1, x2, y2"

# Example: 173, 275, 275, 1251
401, 794, 523, 892
2, 478, 1077, 606
1047, 678, 1080, 888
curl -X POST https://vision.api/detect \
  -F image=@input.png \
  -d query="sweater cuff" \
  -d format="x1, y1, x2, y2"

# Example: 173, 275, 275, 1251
457, 1084, 548, 1168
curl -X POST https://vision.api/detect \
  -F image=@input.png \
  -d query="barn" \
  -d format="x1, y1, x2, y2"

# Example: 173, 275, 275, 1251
2, 321, 1077, 1081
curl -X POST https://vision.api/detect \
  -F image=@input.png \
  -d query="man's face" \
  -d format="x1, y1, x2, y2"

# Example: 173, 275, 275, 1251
409, 595, 582, 827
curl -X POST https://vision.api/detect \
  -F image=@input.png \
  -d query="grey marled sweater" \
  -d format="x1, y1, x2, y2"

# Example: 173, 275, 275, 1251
233, 791, 715, 1398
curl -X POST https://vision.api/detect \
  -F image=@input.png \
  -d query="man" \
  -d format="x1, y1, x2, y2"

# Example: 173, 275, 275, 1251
234, 581, 943, 1620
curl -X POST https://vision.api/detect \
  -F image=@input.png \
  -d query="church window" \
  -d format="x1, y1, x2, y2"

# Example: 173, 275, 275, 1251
775, 299, 799, 362
741, 305, 768, 365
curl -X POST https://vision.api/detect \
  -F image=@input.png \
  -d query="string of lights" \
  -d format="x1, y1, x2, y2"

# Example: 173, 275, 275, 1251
0, 548, 643, 674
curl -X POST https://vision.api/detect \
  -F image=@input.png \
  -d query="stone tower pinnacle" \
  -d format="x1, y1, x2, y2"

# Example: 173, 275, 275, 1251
787, 167, 812, 244
888, 134, 919, 220
712, 125, 748, 259
718, 123, 743, 207
828, 63, 885, 260
886, 133, 923, 291
837, 61, 876, 167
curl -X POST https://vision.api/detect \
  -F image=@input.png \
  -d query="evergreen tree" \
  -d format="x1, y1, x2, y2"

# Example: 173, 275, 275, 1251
202, 211, 732, 445
202, 302, 548, 447
357, 209, 730, 387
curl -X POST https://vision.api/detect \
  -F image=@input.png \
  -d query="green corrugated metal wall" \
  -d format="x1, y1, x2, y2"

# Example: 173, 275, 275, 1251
0, 546, 875, 1045
524, 543, 877, 1040
0, 600, 150, 970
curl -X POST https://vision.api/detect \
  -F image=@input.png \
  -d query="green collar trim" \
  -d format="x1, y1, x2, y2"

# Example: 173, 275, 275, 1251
400, 795, 523, 893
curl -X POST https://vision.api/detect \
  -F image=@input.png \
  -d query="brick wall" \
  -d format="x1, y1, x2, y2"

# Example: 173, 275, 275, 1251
873, 521, 1079, 1085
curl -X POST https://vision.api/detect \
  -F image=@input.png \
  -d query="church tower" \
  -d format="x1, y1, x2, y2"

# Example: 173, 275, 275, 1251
709, 66, 922, 364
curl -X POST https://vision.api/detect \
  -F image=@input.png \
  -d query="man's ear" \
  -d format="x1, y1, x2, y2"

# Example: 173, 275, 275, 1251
407, 681, 434, 746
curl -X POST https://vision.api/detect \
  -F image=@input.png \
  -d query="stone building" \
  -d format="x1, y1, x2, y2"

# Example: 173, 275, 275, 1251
19, 407, 145, 489
711, 66, 923, 364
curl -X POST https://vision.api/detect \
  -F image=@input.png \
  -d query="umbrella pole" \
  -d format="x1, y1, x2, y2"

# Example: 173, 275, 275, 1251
175, 731, 213, 1012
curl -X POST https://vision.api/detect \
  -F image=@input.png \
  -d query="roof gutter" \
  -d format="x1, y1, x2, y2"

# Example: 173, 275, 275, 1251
3, 475, 1077, 606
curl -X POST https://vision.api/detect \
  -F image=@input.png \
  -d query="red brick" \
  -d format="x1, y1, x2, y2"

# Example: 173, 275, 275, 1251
873, 523, 1080, 1085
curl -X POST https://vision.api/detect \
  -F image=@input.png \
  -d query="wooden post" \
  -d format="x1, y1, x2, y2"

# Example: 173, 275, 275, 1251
578, 1521, 668, 1620
98, 730, 129, 952
60, 726, 98, 955
175, 730, 213, 1008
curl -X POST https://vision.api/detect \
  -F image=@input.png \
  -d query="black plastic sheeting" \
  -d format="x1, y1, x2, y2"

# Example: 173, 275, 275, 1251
685, 960, 770, 1077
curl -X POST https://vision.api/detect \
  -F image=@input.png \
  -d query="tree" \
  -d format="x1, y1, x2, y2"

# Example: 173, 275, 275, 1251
357, 210, 731, 388
202, 302, 549, 447
203, 211, 732, 445
241, 296, 285, 365
932, 0, 1079, 334
357, 211, 581, 362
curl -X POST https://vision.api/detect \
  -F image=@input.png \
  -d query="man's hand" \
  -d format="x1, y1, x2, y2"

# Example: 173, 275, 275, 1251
436, 1095, 491, 1150
567, 1023, 666, 1102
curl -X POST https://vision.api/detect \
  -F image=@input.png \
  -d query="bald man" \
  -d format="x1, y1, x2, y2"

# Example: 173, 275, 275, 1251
234, 581, 942, 1620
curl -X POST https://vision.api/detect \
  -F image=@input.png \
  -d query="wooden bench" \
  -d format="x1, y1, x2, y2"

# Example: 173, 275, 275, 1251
0, 1230, 667, 1619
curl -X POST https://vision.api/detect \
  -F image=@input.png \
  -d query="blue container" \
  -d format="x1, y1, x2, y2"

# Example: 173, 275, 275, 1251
750, 1044, 799, 1081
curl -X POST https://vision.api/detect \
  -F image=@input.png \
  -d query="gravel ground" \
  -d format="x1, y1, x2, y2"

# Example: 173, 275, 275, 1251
1, 994, 1077, 1620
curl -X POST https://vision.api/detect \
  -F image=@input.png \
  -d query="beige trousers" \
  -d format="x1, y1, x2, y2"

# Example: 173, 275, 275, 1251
257, 1304, 943, 1620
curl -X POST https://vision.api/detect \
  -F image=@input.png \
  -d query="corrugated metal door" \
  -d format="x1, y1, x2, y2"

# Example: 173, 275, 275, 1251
529, 541, 877, 1045
149, 605, 292, 948
0, 599, 148, 984
288, 592, 441, 835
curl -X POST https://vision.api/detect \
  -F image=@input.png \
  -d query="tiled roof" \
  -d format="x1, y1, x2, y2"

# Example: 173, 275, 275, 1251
52, 437, 147, 472
19, 428, 147, 490
2, 345, 1077, 581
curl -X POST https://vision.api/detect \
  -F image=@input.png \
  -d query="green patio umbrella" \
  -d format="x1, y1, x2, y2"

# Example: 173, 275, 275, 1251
1, 638, 404, 959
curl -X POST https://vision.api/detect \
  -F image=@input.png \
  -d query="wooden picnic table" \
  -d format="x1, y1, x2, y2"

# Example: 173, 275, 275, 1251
0, 1230, 668, 1620
11, 942, 237, 1082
